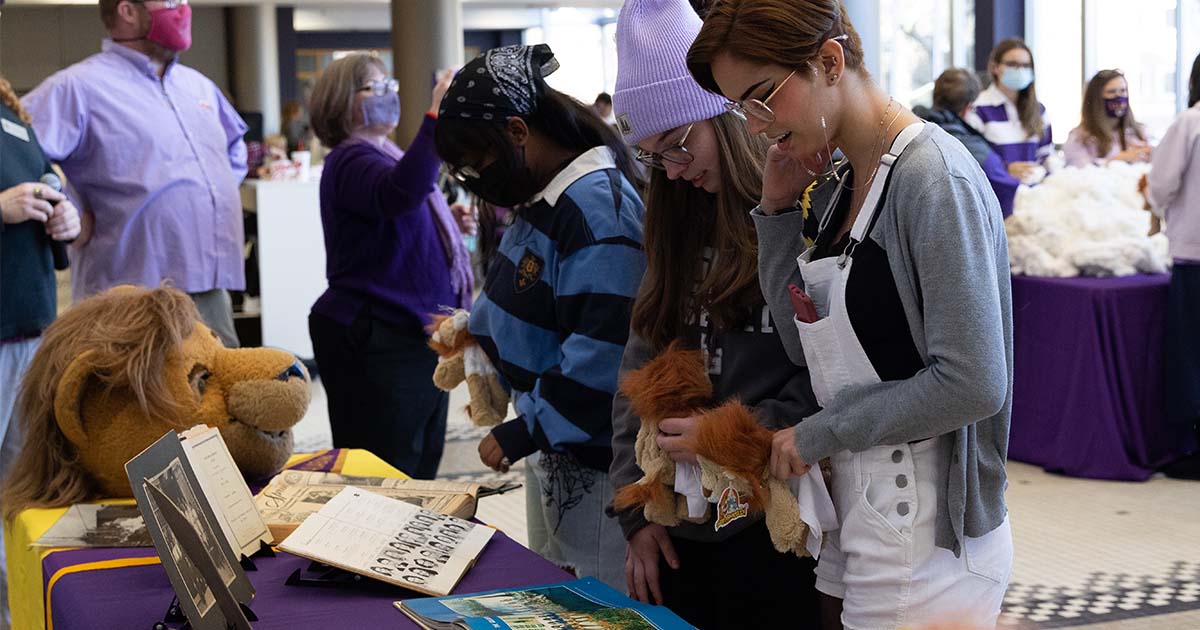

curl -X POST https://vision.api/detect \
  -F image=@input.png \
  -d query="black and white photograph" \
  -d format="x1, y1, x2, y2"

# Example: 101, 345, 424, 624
32, 504, 153, 548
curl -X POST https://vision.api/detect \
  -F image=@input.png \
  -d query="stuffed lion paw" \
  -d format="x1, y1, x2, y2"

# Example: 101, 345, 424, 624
427, 310, 509, 427
613, 341, 713, 527
1, 286, 311, 519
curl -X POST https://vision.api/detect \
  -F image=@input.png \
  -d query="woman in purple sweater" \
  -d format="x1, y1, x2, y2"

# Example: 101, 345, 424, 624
307, 54, 473, 478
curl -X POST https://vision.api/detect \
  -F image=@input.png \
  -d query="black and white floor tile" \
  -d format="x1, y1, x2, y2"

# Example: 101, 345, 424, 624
1001, 562, 1200, 627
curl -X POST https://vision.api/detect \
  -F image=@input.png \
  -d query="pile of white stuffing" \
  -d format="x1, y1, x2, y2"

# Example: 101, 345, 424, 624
1005, 162, 1170, 277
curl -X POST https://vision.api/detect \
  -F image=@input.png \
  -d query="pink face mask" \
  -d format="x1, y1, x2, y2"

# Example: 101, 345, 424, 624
145, 3, 192, 52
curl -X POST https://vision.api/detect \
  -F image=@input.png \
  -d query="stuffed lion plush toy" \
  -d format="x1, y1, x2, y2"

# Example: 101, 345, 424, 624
613, 341, 714, 527
1, 286, 311, 520
427, 309, 509, 427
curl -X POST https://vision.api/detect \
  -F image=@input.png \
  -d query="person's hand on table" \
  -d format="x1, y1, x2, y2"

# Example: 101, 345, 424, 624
1, 182, 64, 225
770, 425, 812, 481
1006, 161, 1039, 181
626, 524, 679, 605
1110, 146, 1151, 164
478, 433, 510, 473
45, 199, 81, 242
656, 416, 700, 464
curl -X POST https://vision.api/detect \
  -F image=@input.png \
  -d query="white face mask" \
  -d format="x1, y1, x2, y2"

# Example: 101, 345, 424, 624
1000, 67, 1034, 92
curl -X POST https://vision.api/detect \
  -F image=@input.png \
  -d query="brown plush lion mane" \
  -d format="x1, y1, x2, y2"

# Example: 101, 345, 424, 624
1, 287, 201, 520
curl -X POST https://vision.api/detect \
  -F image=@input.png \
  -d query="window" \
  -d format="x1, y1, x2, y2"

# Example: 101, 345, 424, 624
1027, 0, 1084, 144
879, 0, 975, 106
1029, 0, 1199, 142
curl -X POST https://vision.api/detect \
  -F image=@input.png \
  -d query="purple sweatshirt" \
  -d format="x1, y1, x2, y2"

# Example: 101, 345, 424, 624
311, 115, 462, 333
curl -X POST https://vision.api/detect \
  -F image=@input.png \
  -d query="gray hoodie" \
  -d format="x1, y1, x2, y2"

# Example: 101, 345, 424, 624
753, 123, 1013, 554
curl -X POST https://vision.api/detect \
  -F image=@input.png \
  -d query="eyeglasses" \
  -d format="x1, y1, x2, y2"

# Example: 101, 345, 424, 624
358, 78, 399, 96
635, 123, 695, 170
724, 70, 796, 124
999, 61, 1034, 70
724, 34, 849, 124
450, 165, 482, 182
131, 0, 188, 8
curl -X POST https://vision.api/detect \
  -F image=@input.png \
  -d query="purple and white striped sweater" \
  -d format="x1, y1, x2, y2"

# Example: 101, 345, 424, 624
964, 84, 1054, 165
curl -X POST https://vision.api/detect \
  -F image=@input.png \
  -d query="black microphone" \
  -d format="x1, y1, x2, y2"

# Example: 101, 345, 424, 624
40, 172, 70, 270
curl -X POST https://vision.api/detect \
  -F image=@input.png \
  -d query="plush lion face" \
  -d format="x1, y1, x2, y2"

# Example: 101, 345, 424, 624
1, 286, 310, 517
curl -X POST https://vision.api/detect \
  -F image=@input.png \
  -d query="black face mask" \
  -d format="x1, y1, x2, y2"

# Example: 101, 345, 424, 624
463, 145, 541, 208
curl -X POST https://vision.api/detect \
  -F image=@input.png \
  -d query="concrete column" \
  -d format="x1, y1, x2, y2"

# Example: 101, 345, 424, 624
842, 0, 880, 78
231, 4, 282, 137
391, 0, 464, 148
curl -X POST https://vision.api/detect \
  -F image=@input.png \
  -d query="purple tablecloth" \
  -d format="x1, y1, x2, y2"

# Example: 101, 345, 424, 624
42, 530, 571, 629
1010, 274, 1191, 480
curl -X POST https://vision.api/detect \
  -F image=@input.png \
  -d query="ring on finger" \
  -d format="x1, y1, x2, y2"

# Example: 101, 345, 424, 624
33, 186, 42, 199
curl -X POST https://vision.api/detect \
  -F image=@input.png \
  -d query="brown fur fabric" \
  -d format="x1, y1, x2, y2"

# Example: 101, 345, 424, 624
690, 400, 811, 556
612, 341, 712, 524
1, 286, 310, 520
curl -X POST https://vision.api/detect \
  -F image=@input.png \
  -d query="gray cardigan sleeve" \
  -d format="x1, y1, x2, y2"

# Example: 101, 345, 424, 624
797, 173, 1010, 462
608, 328, 655, 540
750, 208, 810, 367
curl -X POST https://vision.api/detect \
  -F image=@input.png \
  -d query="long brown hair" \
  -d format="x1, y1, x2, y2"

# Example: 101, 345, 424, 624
631, 112, 768, 352
989, 38, 1045, 140
1, 286, 199, 520
1079, 69, 1145, 157
687, 0, 867, 95
0, 75, 31, 124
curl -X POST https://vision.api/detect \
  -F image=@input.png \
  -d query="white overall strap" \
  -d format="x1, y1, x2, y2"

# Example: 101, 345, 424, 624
848, 122, 926, 244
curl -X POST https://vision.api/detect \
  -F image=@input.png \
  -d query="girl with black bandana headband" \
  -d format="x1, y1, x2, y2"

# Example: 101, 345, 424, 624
434, 44, 646, 591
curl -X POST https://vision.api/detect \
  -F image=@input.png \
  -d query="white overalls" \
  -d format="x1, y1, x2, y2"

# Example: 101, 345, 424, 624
795, 123, 1012, 629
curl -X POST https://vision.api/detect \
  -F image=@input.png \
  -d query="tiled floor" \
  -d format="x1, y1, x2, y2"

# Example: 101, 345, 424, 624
293, 378, 1200, 629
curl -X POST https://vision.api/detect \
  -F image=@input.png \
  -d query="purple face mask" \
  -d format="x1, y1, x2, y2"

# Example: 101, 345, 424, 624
1104, 96, 1129, 119
361, 92, 400, 128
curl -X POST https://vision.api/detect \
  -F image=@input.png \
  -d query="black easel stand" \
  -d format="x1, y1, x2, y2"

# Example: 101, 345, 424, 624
151, 596, 259, 630
239, 540, 277, 571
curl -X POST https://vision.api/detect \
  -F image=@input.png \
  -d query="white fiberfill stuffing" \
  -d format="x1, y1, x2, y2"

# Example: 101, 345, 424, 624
1005, 162, 1169, 277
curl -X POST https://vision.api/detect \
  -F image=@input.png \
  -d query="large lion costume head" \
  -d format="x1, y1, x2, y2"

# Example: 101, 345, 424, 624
2, 286, 311, 519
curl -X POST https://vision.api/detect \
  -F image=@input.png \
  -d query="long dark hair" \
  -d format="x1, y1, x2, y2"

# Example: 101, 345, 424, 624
1079, 70, 1145, 157
434, 83, 641, 196
989, 38, 1045, 140
631, 113, 767, 351
1190, 52, 1200, 108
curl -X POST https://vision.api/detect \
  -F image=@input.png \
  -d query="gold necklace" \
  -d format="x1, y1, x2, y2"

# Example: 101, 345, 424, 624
839, 97, 903, 193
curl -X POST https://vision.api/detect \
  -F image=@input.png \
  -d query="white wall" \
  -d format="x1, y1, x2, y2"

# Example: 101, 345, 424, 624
0, 6, 230, 98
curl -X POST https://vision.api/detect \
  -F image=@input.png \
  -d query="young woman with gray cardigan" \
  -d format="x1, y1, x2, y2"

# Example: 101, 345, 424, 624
689, 1, 1014, 628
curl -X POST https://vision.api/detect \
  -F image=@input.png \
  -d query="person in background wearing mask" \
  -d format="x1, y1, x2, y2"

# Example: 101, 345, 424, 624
307, 55, 472, 479
966, 38, 1054, 184
434, 45, 645, 591
608, 0, 824, 626
1147, 52, 1200, 480
689, 0, 1014, 627
21, 0, 248, 348
1064, 70, 1152, 168
914, 68, 1020, 217
0, 71, 82, 630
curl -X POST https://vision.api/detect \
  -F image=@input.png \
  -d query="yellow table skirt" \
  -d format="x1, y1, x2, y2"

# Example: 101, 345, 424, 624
6, 449, 404, 630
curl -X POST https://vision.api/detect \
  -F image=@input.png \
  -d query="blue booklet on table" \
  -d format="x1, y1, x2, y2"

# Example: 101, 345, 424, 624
394, 577, 695, 629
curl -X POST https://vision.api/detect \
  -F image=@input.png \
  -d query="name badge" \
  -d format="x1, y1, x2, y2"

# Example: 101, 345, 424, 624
2, 118, 30, 142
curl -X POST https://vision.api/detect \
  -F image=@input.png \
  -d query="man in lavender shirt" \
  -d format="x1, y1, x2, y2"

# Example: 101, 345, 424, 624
22, 0, 248, 347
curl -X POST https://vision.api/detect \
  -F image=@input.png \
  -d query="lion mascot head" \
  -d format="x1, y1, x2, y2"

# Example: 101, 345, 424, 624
2, 286, 311, 519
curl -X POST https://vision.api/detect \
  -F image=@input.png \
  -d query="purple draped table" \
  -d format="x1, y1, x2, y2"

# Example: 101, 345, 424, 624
1009, 273, 1192, 481
42, 529, 571, 629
